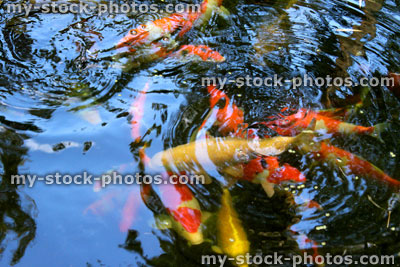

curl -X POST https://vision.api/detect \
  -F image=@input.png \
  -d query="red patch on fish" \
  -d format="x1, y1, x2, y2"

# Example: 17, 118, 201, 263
268, 164, 306, 184
204, 85, 245, 135
169, 207, 202, 233
159, 183, 194, 210
242, 156, 305, 184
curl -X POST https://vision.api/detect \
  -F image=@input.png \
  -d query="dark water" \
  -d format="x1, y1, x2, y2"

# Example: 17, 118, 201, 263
0, 0, 400, 266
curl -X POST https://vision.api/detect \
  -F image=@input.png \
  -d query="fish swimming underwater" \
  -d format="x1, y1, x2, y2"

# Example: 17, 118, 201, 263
142, 178, 209, 245
299, 141, 400, 188
116, 0, 226, 52
130, 82, 150, 144
199, 85, 245, 136
212, 188, 250, 267
147, 131, 314, 176
170, 45, 225, 62
264, 108, 385, 138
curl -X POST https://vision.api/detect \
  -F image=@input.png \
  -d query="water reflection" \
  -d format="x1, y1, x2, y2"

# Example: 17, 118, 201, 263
0, 0, 399, 265
0, 127, 36, 265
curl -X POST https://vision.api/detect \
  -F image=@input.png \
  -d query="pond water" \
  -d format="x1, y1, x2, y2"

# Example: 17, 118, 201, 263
0, 0, 399, 266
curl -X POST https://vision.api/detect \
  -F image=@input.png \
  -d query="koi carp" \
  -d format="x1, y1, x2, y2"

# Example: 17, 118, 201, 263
212, 188, 250, 267
171, 45, 225, 62
130, 82, 150, 144
116, 0, 226, 52
222, 155, 305, 197
264, 108, 385, 138
147, 132, 314, 176
300, 141, 400, 188
199, 85, 246, 136
149, 179, 209, 245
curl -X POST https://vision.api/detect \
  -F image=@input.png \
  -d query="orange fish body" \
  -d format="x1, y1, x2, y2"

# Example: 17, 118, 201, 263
130, 82, 150, 143
171, 45, 225, 62
117, 0, 224, 51
310, 142, 400, 188
266, 108, 375, 136
204, 85, 245, 135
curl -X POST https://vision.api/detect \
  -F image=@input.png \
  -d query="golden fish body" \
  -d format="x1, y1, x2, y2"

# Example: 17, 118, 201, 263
148, 134, 305, 174
214, 188, 250, 267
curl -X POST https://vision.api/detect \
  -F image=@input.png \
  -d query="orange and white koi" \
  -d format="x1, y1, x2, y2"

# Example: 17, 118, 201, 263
264, 108, 383, 137
116, 0, 225, 52
200, 85, 246, 135
302, 141, 400, 188
130, 82, 150, 144
171, 45, 225, 62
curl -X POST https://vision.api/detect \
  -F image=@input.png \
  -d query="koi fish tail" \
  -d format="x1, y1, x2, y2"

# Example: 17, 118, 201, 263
370, 122, 389, 142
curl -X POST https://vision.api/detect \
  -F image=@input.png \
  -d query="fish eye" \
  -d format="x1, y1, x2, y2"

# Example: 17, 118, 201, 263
130, 29, 137, 35
162, 37, 169, 41
141, 25, 146, 29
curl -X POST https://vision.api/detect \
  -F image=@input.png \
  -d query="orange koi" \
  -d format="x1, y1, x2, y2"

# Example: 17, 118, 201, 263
264, 108, 380, 137
306, 142, 400, 188
171, 45, 225, 62
200, 85, 245, 135
116, 0, 225, 51
130, 82, 150, 143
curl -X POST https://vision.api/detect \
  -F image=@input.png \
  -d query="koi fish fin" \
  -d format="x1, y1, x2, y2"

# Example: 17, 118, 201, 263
371, 122, 389, 143
261, 180, 275, 198
154, 214, 173, 230
293, 130, 320, 152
